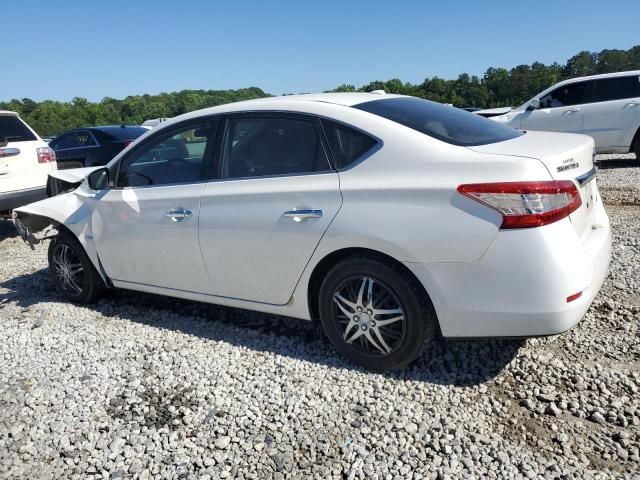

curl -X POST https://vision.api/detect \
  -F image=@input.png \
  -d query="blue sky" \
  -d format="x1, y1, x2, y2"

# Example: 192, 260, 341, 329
2, 0, 638, 102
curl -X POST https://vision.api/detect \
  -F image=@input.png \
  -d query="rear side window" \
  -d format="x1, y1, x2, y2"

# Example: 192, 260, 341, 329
593, 76, 640, 102
321, 119, 377, 169
0, 115, 37, 143
51, 133, 75, 150
539, 81, 593, 108
354, 97, 523, 147
72, 131, 97, 148
221, 116, 330, 179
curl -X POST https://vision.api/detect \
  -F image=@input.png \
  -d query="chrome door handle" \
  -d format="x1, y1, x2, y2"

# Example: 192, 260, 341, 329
283, 209, 323, 222
567, 107, 581, 113
627, 101, 640, 106
166, 209, 193, 222
0, 147, 20, 158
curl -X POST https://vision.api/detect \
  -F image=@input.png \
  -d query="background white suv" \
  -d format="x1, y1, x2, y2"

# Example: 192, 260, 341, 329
0, 111, 56, 214
487, 71, 640, 159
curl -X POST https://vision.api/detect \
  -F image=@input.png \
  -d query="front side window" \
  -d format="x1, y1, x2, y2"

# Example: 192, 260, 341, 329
0, 115, 37, 143
539, 81, 592, 108
321, 119, 377, 169
221, 116, 330, 179
593, 76, 640, 102
117, 122, 213, 187
354, 97, 523, 147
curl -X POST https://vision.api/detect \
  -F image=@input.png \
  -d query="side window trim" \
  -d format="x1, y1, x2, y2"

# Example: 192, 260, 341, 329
319, 117, 382, 172
113, 118, 219, 189
216, 112, 333, 181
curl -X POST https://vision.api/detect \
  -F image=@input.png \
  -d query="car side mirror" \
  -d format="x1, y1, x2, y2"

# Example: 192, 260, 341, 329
87, 168, 109, 190
527, 99, 541, 111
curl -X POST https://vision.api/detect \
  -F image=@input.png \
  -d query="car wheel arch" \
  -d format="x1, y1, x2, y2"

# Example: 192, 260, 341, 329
306, 247, 440, 333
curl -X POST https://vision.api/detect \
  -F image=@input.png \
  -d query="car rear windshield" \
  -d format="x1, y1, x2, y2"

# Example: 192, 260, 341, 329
96, 126, 147, 141
353, 97, 523, 146
0, 115, 37, 143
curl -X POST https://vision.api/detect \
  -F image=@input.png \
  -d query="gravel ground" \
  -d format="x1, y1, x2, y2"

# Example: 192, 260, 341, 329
0, 155, 639, 479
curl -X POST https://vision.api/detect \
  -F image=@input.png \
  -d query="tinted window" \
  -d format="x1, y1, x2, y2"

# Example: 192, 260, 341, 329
221, 116, 330, 179
0, 115, 37, 143
593, 76, 640, 102
50, 133, 76, 150
321, 119, 377, 169
354, 97, 523, 146
72, 131, 96, 148
539, 81, 592, 108
117, 123, 213, 187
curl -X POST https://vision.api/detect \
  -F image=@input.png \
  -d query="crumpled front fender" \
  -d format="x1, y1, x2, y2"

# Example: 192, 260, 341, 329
13, 185, 107, 282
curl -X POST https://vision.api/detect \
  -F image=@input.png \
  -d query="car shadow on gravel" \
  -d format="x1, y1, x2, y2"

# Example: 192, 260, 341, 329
1, 268, 523, 387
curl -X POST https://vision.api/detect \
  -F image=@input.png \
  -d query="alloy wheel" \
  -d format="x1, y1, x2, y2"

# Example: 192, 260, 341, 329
52, 244, 85, 295
331, 276, 405, 356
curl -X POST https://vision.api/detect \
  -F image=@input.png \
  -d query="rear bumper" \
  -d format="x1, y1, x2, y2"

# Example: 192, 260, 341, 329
0, 187, 47, 212
405, 200, 611, 337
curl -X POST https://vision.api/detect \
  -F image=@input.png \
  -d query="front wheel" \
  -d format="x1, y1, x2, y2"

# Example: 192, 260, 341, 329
635, 135, 640, 165
318, 256, 437, 370
48, 233, 105, 303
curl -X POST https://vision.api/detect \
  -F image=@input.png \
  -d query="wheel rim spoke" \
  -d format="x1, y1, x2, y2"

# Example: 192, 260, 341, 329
331, 275, 405, 357
53, 244, 84, 295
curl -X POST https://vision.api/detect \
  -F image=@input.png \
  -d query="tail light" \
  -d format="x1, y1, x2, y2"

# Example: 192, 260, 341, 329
457, 181, 581, 229
37, 146, 56, 164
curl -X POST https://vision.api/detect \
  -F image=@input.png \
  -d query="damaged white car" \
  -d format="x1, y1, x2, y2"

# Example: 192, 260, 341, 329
14, 93, 611, 370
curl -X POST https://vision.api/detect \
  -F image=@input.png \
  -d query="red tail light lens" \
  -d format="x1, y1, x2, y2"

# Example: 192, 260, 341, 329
457, 181, 581, 229
37, 146, 56, 164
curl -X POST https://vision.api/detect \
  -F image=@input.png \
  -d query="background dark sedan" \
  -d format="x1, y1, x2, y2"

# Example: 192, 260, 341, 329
50, 125, 147, 169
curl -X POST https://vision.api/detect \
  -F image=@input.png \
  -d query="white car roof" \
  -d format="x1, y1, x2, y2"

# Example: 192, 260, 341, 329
0, 110, 18, 116
172, 92, 403, 123
551, 69, 640, 88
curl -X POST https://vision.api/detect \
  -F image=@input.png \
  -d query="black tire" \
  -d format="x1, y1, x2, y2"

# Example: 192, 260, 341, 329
634, 135, 640, 165
48, 232, 105, 304
318, 256, 436, 370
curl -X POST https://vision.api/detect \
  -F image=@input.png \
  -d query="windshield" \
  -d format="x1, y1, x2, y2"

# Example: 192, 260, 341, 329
354, 97, 523, 146
0, 115, 37, 143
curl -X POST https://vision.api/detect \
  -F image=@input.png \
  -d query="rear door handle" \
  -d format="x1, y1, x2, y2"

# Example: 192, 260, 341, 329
567, 107, 582, 113
166, 209, 193, 222
283, 209, 323, 222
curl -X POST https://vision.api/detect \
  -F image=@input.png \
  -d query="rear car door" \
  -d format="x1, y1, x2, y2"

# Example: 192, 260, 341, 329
581, 75, 640, 150
92, 119, 217, 292
520, 81, 591, 134
198, 113, 342, 305
58, 130, 98, 169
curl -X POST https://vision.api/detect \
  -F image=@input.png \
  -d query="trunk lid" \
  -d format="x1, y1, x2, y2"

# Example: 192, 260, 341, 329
468, 131, 598, 238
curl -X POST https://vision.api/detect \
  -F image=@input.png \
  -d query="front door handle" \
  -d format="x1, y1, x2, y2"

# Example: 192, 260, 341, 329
283, 209, 323, 222
627, 101, 640, 106
166, 209, 193, 222
566, 107, 581, 113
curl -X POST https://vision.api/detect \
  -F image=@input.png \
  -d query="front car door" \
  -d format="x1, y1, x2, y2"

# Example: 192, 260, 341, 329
92, 119, 217, 293
581, 75, 640, 151
520, 80, 591, 134
198, 113, 342, 305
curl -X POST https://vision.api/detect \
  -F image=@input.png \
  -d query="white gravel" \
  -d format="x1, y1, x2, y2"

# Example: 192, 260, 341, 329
0, 155, 639, 479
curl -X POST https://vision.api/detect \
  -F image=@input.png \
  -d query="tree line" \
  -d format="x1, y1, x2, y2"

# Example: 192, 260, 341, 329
2, 45, 639, 137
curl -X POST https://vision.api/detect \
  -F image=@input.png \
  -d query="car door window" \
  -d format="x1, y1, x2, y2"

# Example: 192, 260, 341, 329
539, 81, 592, 108
117, 122, 214, 187
593, 76, 640, 102
51, 133, 75, 150
73, 131, 96, 148
321, 119, 378, 169
221, 116, 330, 179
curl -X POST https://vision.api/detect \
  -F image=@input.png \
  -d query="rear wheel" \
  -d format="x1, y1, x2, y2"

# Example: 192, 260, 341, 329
635, 135, 640, 165
318, 256, 436, 370
48, 233, 105, 303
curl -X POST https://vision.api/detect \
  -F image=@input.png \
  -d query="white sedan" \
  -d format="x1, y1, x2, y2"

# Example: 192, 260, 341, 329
13, 93, 611, 370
